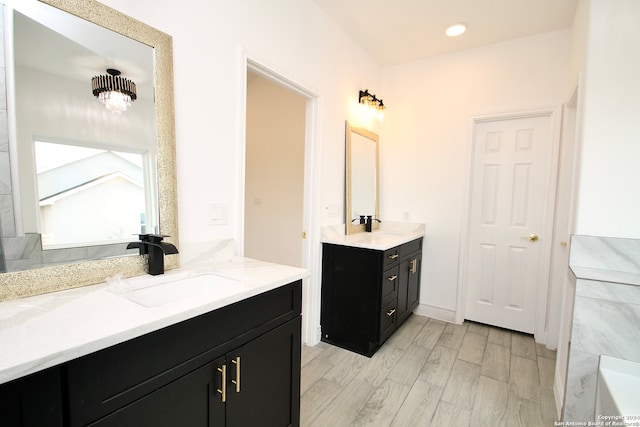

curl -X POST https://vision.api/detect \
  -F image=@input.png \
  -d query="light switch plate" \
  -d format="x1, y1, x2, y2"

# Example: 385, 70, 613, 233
208, 202, 228, 225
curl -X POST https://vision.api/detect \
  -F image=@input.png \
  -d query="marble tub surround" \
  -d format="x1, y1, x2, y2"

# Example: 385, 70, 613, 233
321, 221, 425, 250
0, 257, 308, 385
563, 235, 640, 422
570, 235, 640, 285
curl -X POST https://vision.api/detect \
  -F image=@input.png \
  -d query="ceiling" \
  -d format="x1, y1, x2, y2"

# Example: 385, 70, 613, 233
314, 0, 579, 66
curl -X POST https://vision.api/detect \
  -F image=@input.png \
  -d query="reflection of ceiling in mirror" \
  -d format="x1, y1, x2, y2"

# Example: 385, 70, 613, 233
13, 5, 153, 100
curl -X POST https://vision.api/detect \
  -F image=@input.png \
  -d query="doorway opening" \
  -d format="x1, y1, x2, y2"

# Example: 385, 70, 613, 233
244, 70, 306, 266
241, 57, 321, 345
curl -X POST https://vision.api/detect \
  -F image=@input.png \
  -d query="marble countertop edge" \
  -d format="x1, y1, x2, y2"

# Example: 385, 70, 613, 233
570, 266, 640, 287
569, 235, 640, 287
0, 258, 308, 385
321, 221, 425, 250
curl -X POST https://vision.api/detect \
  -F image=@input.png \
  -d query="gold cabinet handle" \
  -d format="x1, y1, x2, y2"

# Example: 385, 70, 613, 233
410, 259, 417, 274
231, 357, 241, 393
387, 275, 398, 281
217, 364, 227, 402
386, 308, 396, 317
388, 254, 399, 260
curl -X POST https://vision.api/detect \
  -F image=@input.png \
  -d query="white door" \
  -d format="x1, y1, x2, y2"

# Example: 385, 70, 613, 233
465, 114, 554, 333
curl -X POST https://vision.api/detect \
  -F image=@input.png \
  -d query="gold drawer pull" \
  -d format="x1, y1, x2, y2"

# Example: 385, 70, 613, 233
217, 364, 227, 402
387, 275, 398, 281
386, 308, 396, 317
388, 254, 399, 260
410, 259, 417, 274
232, 357, 241, 393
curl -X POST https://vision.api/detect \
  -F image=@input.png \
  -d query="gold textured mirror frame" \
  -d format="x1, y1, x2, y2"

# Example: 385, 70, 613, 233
0, 0, 178, 301
345, 121, 379, 235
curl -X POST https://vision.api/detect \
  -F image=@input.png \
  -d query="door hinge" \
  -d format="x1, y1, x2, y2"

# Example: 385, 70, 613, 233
302, 231, 307, 239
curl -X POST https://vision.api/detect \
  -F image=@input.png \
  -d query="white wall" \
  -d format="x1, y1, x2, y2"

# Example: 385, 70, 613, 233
245, 75, 305, 267
380, 30, 571, 316
96, 0, 382, 263
574, 0, 640, 237
95, 0, 382, 343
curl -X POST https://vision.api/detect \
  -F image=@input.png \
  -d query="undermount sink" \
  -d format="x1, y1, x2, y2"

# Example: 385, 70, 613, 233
596, 355, 640, 424
118, 273, 240, 307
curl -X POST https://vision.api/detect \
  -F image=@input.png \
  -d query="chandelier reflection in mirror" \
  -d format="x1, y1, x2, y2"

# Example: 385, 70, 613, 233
91, 68, 138, 114
358, 89, 385, 121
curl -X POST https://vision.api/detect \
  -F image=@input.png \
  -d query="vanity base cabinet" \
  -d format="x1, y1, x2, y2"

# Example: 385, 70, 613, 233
88, 318, 300, 427
321, 238, 422, 357
68, 281, 302, 427
0, 280, 301, 427
0, 366, 64, 427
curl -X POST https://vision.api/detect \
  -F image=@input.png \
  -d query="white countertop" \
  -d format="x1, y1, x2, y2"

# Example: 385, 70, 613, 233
0, 258, 308, 385
321, 222, 425, 250
570, 235, 640, 286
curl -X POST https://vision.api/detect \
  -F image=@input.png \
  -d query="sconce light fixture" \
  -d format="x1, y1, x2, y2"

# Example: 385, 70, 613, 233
91, 68, 137, 114
359, 89, 385, 121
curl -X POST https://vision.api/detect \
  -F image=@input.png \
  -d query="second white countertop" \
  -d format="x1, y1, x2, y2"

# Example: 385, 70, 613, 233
0, 257, 308, 385
321, 222, 425, 250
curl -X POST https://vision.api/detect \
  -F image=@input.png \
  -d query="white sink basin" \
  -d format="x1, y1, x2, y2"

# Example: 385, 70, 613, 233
119, 273, 240, 307
597, 355, 640, 424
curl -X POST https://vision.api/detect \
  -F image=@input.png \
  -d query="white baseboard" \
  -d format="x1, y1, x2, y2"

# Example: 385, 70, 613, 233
414, 303, 458, 323
554, 368, 564, 420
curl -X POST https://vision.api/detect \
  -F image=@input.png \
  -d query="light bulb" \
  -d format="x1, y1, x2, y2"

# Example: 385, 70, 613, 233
445, 23, 466, 37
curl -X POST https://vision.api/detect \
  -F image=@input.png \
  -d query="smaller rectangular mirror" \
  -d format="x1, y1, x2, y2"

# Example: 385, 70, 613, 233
345, 121, 379, 235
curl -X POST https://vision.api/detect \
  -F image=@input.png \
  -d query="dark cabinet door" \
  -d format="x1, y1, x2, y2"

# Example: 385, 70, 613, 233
397, 257, 411, 321
407, 256, 421, 312
226, 317, 301, 427
89, 359, 226, 427
397, 254, 421, 325
0, 367, 63, 427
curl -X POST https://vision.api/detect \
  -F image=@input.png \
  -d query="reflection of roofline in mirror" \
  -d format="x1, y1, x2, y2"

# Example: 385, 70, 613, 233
34, 141, 144, 173
39, 171, 143, 204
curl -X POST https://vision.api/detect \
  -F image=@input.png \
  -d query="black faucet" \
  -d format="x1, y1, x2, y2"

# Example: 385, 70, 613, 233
352, 215, 367, 225
127, 234, 178, 275
365, 215, 381, 232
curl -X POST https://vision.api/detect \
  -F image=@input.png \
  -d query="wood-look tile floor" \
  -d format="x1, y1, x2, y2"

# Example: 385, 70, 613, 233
301, 315, 558, 426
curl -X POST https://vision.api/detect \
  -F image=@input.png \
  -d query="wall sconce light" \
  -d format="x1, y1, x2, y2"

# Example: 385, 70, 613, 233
91, 68, 137, 114
359, 89, 385, 121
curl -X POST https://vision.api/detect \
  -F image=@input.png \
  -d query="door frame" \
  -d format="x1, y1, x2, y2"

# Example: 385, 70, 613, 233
238, 49, 322, 345
456, 107, 562, 343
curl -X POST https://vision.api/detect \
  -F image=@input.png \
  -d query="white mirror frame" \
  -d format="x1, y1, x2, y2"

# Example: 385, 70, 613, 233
0, 0, 178, 301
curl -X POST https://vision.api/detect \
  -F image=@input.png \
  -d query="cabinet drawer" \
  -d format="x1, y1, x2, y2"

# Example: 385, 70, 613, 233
381, 266, 399, 304
379, 300, 397, 343
382, 246, 401, 269
400, 238, 422, 259
67, 281, 302, 426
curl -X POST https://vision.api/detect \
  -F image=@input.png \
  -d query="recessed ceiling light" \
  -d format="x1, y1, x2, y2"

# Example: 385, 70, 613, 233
445, 23, 467, 37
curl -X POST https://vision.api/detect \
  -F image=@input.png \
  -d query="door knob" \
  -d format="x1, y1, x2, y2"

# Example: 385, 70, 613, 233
527, 234, 539, 242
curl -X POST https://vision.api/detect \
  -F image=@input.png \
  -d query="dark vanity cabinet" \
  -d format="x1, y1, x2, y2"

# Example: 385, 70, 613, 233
321, 238, 422, 357
0, 281, 301, 427
0, 366, 64, 427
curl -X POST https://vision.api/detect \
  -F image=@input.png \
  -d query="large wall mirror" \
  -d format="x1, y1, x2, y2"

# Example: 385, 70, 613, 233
0, 0, 178, 300
345, 121, 379, 235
